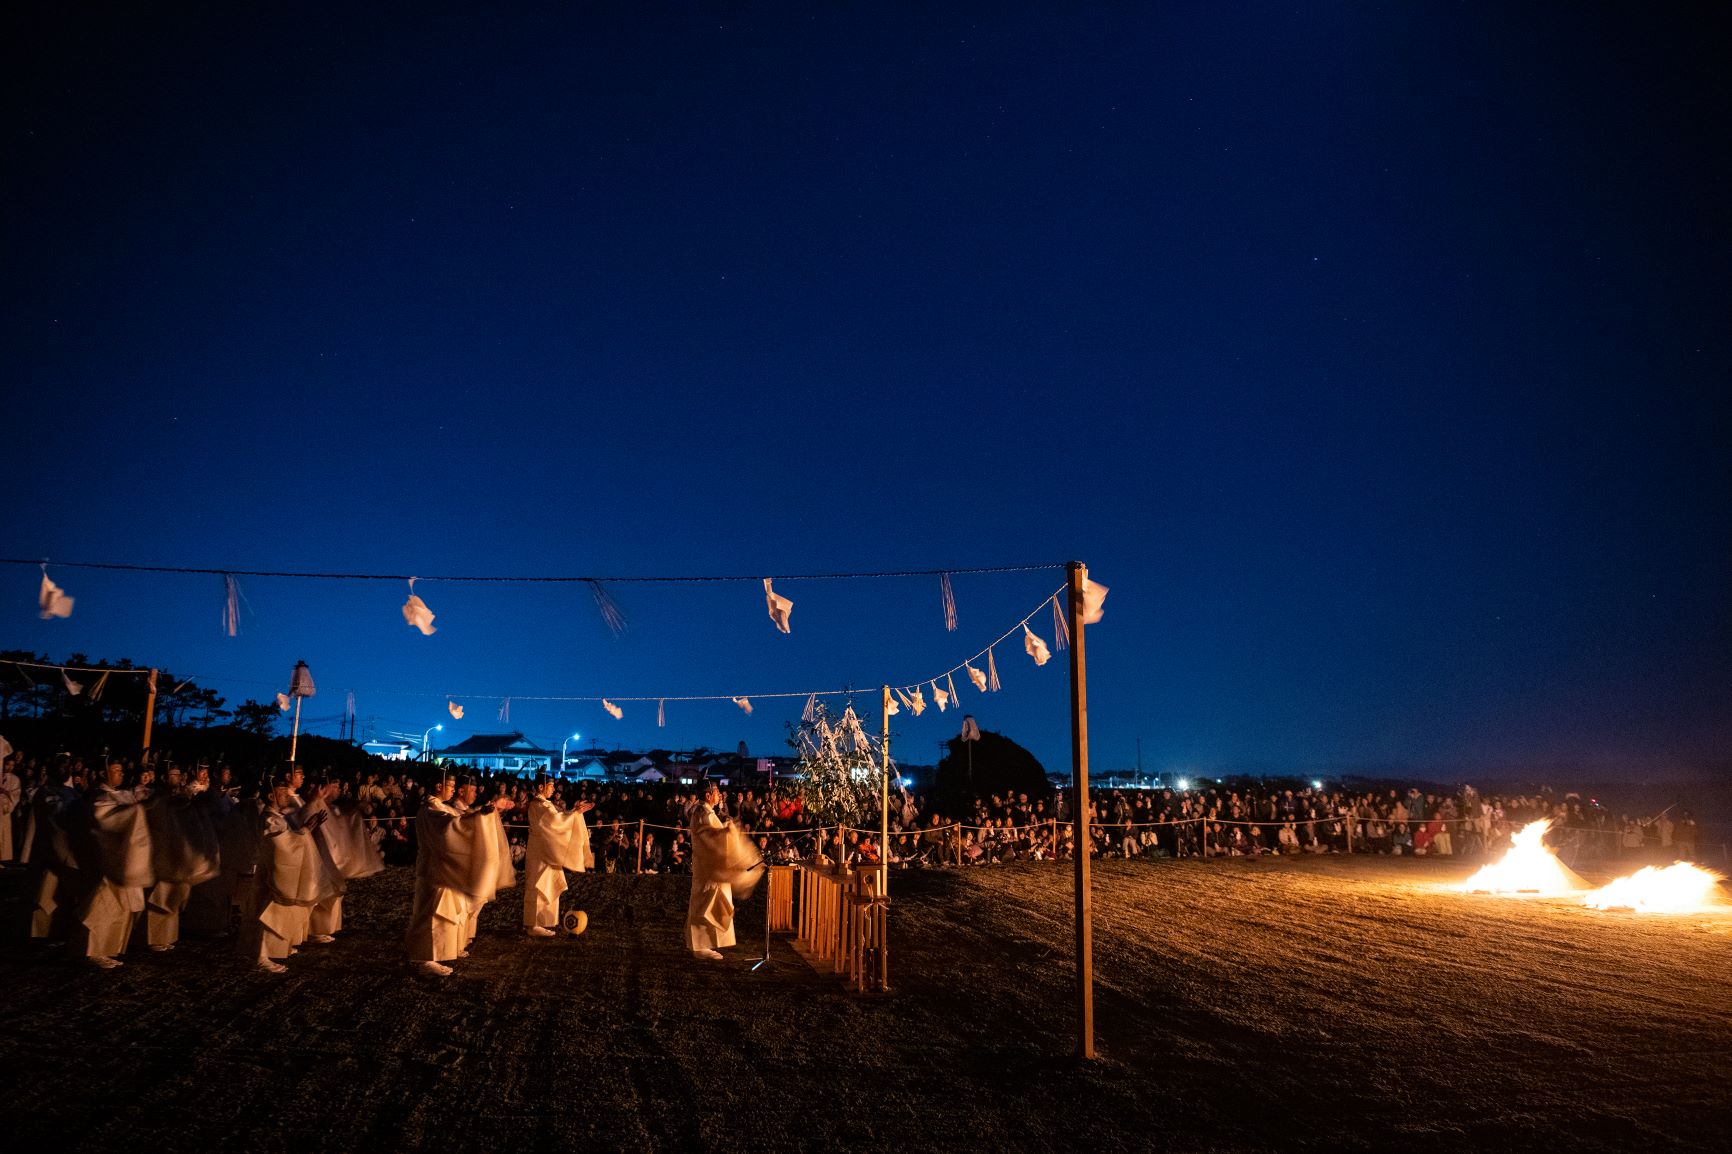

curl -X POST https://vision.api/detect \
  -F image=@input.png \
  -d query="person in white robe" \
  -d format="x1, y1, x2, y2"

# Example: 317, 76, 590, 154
685, 782, 764, 960
305, 775, 385, 943
143, 765, 221, 952
239, 773, 337, 974
185, 782, 260, 938
406, 772, 515, 976
0, 750, 22, 862
80, 762, 155, 968
523, 776, 593, 936
450, 774, 515, 946
25, 764, 89, 943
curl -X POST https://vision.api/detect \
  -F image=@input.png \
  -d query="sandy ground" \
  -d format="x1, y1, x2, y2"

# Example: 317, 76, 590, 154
1, 856, 1727, 1153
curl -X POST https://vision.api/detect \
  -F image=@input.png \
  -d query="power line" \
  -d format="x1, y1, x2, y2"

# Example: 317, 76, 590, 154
9, 557, 1063, 583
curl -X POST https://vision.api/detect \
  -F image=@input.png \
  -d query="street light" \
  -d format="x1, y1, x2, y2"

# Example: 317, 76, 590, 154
561, 732, 581, 775
421, 723, 443, 762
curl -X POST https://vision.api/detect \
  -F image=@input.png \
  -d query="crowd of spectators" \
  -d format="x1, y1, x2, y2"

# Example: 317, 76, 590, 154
1, 745, 1708, 877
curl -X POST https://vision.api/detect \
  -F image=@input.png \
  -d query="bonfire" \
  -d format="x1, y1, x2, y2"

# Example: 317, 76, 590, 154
1583, 862, 1726, 914
1460, 819, 1588, 895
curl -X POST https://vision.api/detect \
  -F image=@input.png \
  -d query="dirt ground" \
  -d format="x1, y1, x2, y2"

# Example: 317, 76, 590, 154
2, 856, 1728, 1153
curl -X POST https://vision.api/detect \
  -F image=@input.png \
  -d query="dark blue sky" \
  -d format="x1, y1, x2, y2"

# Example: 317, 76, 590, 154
5, 4, 1727, 781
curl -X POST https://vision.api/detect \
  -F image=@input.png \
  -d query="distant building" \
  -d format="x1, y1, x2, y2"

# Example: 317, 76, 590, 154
363, 740, 414, 761
434, 731, 554, 775
562, 756, 609, 781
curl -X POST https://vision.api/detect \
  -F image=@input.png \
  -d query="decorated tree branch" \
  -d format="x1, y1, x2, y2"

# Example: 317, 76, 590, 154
786, 699, 892, 833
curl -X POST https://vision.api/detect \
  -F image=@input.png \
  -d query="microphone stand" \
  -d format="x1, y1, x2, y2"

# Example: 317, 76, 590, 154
742, 856, 772, 972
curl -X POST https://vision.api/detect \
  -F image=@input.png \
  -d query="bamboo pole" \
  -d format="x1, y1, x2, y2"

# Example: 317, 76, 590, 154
141, 668, 158, 757
637, 818, 645, 873
289, 696, 303, 764
1067, 560, 1095, 1060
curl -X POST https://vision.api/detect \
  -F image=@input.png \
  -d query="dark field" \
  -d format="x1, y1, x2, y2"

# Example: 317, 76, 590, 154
2, 857, 1728, 1153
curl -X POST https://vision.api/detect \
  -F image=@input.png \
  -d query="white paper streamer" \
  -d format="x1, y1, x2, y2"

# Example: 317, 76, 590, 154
38, 568, 73, 620
402, 578, 436, 635
1023, 623, 1051, 666
764, 578, 793, 633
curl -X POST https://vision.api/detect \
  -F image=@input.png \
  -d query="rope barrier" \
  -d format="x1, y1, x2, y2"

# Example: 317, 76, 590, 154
364, 808, 1714, 868
0, 659, 156, 676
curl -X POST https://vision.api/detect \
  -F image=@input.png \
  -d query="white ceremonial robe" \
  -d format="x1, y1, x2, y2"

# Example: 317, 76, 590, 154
406, 798, 515, 963
81, 787, 154, 959
186, 793, 258, 937
685, 803, 764, 952
308, 801, 385, 937
523, 796, 592, 929
25, 783, 85, 940
144, 790, 220, 948
240, 798, 331, 964
0, 770, 21, 862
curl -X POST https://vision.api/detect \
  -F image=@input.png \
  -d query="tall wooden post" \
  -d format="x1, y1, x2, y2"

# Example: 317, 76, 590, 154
880, 686, 892, 901
141, 668, 158, 758
637, 818, 646, 873
1067, 561, 1095, 1060
879, 684, 893, 991
288, 696, 303, 764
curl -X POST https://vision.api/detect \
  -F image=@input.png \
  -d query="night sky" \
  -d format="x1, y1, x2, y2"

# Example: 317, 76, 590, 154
4, 4, 1727, 782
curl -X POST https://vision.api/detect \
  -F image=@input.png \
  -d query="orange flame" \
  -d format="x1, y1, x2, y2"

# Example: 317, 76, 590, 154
1459, 819, 1587, 896
1583, 862, 1725, 914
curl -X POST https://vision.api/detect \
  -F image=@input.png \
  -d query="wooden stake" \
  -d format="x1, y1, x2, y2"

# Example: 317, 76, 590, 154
1067, 561, 1095, 1060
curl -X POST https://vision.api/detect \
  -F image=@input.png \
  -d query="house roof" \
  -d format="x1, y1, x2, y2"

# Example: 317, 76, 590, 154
435, 731, 553, 756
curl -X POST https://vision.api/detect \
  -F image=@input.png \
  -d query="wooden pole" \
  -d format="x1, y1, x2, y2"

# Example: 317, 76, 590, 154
880, 685, 893, 992
879, 686, 892, 901
141, 668, 158, 758
1067, 561, 1095, 1060
637, 818, 645, 873
289, 696, 303, 764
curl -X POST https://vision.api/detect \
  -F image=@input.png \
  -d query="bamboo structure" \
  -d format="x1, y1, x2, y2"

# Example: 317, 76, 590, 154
790, 859, 886, 991
767, 864, 794, 931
